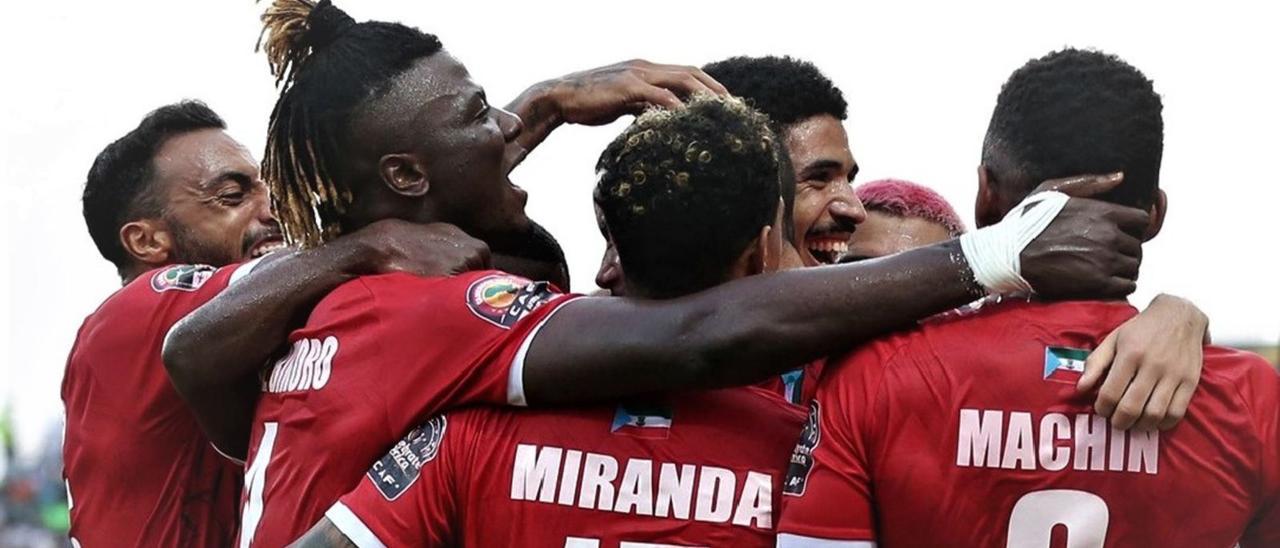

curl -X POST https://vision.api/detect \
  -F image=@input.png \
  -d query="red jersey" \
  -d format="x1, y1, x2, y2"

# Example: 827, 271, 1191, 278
239, 270, 577, 547
62, 262, 255, 547
778, 300, 1280, 548
329, 386, 806, 547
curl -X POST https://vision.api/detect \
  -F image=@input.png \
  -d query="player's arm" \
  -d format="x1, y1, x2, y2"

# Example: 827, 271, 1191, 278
522, 186, 1150, 404
289, 521, 355, 548
503, 59, 727, 169
163, 220, 489, 460
1078, 293, 1211, 430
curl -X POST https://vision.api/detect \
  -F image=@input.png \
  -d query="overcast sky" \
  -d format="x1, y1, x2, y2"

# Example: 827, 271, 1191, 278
2, 0, 1277, 457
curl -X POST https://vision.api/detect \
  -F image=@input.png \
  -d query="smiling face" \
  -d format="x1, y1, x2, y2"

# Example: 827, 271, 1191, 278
152, 129, 283, 266
783, 114, 867, 266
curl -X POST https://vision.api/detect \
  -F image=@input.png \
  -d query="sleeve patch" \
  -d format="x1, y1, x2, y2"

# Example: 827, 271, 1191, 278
367, 415, 448, 501
465, 274, 560, 329
784, 400, 821, 496
150, 264, 217, 292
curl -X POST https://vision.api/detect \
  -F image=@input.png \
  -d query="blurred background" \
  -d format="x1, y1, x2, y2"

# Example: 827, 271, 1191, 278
2, 0, 1277, 544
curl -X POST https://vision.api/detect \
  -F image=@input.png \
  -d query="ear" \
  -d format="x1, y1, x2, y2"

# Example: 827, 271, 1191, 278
119, 219, 172, 268
378, 153, 431, 197
975, 164, 1002, 228
749, 224, 778, 276
1144, 189, 1167, 241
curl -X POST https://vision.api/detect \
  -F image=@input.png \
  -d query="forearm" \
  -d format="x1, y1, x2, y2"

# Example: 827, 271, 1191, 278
163, 242, 373, 391
525, 240, 980, 404
685, 239, 979, 386
504, 80, 563, 165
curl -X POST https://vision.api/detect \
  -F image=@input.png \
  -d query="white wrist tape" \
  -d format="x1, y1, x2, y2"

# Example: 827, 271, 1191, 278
959, 190, 1071, 295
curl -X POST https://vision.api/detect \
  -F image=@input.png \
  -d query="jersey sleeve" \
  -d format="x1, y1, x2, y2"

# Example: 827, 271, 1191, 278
777, 340, 900, 546
142, 261, 257, 327
361, 271, 580, 435
1239, 359, 1280, 548
329, 411, 469, 548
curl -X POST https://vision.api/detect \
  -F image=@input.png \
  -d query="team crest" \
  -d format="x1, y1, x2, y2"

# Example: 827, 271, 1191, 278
1044, 346, 1090, 384
783, 401, 821, 496
368, 415, 448, 500
150, 264, 216, 292
610, 402, 674, 439
466, 274, 559, 329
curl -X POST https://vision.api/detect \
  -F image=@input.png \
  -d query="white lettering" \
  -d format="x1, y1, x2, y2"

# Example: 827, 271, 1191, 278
1001, 412, 1036, 470
1127, 430, 1158, 474
614, 459, 654, 515
511, 444, 560, 503
558, 450, 583, 506
579, 454, 618, 510
957, 409, 1003, 467
694, 466, 735, 523
1074, 414, 1107, 471
1039, 413, 1070, 471
732, 471, 772, 528
655, 463, 695, 519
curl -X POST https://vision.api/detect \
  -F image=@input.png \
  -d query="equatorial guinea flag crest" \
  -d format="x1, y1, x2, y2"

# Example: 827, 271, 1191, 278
1044, 346, 1089, 383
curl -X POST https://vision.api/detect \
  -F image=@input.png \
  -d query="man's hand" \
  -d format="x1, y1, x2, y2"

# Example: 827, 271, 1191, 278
346, 220, 490, 277
1078, 294, 1210, 431
1018, 173, 1149, 299
505, 59, 728, 164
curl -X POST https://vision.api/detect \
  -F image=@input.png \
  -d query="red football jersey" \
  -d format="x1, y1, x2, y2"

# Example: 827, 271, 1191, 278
238, 270, 577, 547
62, 262, 255, 547
778, 300, 1280, 548
328, 386, 806, 547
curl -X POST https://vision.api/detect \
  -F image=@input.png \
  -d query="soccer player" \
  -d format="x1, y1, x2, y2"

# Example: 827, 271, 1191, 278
296, 94, 807, 548
703, 56, 865, 267
167, 2, 1156, 545
63, 101, 495, 546
776, 48, 1278, 547
844, 178, 966, 261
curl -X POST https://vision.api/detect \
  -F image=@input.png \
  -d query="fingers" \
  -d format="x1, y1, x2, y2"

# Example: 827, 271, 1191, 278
1159, 380, 1197, 430
1035, 172, 1124, 197
639, 69, 718, 100
1110, 368, 1157, 430
1093, 347, 1138, 420
1133, 377, 1177, 431
1078, 330, 1118, 393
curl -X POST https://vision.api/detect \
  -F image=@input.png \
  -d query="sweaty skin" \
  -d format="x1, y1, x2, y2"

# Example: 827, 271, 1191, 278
118, 129, 282, 283
845, 210, 955, 261
784, 115, 867, 266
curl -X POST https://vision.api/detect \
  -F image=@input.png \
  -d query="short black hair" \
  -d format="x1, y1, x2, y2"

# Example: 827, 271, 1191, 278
491, 220, 571, 290
260, 0, 443, 247
983, 48, 1164, 208
703, 55, 848, 128
82, 100, 226, 270
595, 95, 782, 298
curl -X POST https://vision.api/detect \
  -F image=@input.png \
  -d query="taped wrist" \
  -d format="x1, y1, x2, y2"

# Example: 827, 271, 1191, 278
959, 191, 1071, 295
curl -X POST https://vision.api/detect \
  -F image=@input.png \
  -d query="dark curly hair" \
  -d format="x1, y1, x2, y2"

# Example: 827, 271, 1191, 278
984, 48, 1164, 208
82, 101, 226, 271
702, 55, 848, 128
595, 95, 782, 298
258, 0, 443, 247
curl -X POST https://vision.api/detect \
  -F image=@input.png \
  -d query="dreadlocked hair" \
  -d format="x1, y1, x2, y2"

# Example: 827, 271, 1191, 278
258, 0, 442, 247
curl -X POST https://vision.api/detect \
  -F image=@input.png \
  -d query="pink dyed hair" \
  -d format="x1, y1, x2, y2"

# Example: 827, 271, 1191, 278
855, 179, 966, 236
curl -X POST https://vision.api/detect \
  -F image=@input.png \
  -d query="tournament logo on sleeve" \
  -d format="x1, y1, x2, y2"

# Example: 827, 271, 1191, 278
783, 401, 821, 496
466, 274, 560, 329
1044, 346, 1090, 384
149, 264, 216, 292
367, 415, 448, 501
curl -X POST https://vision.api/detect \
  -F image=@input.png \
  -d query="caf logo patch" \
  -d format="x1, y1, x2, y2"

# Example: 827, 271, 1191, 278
466, 273, 559, 329
368, 414, 448, 501
783, 400, 821, 497
150, 264, 216, 293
